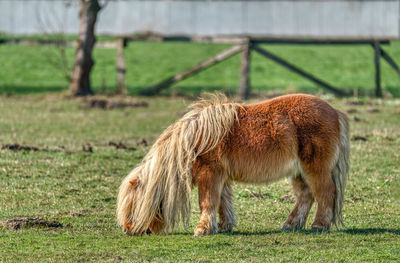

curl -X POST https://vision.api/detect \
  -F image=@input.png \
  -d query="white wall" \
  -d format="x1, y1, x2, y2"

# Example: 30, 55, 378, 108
0, 0, 399, 39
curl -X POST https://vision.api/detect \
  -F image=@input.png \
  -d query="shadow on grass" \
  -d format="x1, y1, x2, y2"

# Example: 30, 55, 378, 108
120, 227, 400, 237
218, 228, 400, 236
2, 84, 397, 98
340, 228, 400, 235
0, 85, 66, 95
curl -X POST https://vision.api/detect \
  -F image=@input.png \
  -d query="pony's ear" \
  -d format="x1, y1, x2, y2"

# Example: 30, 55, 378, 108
129, 178, 139, 189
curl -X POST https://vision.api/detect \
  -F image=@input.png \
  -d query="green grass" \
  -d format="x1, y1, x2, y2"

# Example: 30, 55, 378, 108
1, 38, 400, 96
0, 94, 399, 262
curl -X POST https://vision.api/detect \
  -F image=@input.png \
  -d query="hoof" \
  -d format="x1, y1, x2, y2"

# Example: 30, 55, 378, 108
194, 226, 217, 236
281, 221, 303, 232
218, 222, 234, 233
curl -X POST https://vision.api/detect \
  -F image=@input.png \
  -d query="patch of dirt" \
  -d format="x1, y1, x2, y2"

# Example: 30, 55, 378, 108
1, 144, 63, 152
384, 136, 395, 141
352, 116, 364, 122
346, 108, 358, 114
352, 135, 368, 142
345, 100, 364, 106
2, 217, 63, 230
109, 141, 136, 151
2, 144, 39, 151
367, 108, 380, 113
83, 97, 148, 110
136, 139, 148, 147
82, 144, 93, 152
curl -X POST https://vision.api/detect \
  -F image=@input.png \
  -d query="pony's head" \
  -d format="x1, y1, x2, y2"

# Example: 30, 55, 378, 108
116, 168, 165, 235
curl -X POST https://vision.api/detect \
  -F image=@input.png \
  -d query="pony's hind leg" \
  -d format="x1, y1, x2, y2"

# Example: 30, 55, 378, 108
281, 174, 314, 231
194, 164, 225, 236
218, 182, 236, 233
303, 168, 335, 232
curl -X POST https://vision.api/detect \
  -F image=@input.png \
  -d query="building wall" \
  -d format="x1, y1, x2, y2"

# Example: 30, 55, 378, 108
0, 0, 399, 39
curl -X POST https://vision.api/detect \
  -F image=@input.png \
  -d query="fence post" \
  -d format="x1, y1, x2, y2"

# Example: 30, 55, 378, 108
116, 37, 127, 95
373, 41, 382, 98
238, 39, 251, 100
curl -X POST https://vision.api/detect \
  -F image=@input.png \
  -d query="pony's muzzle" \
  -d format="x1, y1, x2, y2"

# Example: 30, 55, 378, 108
123, 229, 152, 235
123, 221, 133, 235
123, 222, 152, 235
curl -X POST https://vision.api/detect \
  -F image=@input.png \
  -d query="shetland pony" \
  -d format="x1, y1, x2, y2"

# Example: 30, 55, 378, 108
117, 94, 349, 236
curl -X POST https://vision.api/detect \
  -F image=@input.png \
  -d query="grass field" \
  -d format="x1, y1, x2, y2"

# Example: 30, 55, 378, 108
0, 94, 399, 262
1, 38, 400, 97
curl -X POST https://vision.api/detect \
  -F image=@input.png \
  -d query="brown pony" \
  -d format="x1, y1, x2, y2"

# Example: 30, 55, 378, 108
117, 94, 349, 236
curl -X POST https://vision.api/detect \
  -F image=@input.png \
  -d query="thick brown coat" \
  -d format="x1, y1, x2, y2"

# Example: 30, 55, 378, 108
117, 94, 349, 235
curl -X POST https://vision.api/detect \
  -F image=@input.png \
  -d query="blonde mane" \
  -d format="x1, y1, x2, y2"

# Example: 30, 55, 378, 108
117, 94, 241, 233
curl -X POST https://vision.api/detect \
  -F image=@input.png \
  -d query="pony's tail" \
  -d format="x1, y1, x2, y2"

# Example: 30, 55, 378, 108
331, 111, 350, 227
131, 95, 241, 233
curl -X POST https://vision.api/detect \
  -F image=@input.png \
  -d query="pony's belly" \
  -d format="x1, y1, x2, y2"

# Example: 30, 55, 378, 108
228, 156, 301, 184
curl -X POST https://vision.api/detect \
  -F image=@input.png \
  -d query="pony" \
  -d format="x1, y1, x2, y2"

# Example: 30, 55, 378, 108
117, 94, 349, 236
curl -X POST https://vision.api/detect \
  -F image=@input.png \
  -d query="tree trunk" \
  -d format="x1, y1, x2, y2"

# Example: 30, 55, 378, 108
69, 0, 101, 96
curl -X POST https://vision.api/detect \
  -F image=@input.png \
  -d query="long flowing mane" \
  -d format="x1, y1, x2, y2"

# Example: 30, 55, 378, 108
117, 94, 242, 233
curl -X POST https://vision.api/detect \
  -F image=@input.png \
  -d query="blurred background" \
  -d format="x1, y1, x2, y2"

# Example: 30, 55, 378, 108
1, 0, 399, 98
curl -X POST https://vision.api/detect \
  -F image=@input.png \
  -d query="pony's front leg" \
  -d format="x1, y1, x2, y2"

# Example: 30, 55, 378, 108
194, 165, 225, 236
218, 182, 236, 232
